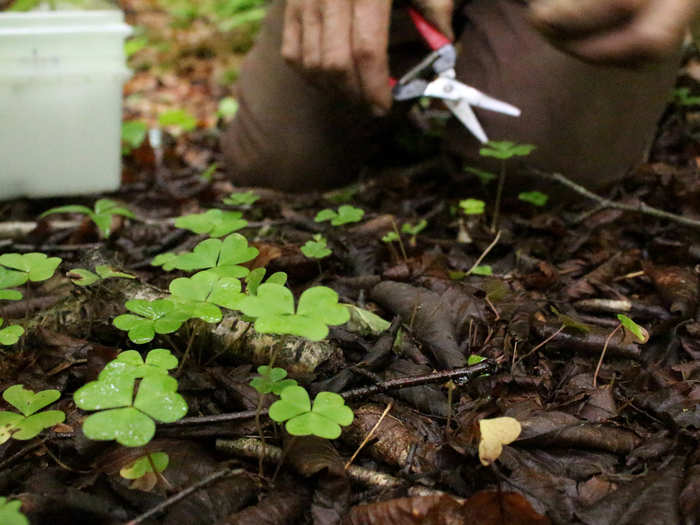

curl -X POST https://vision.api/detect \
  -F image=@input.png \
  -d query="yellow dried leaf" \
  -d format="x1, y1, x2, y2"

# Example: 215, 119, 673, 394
478, 417, 522, 466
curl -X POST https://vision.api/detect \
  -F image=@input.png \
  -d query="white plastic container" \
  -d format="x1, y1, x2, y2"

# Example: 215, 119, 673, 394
0, 10, 132, 200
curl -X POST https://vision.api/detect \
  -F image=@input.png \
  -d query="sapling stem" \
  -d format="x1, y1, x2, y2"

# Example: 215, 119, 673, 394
491, 160, 507, 233
391, 219, 408, 263
593, 323, 622, 388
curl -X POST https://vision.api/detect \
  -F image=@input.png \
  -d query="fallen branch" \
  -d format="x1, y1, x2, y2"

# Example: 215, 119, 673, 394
529, 168, 700, 230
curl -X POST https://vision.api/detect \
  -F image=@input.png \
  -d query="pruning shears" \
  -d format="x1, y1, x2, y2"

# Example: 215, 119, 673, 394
391, 8, 521, 143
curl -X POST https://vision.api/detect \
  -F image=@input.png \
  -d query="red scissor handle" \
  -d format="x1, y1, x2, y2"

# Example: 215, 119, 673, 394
407, 7, 451, 50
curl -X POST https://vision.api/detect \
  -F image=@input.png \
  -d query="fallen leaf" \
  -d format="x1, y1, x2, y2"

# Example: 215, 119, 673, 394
479, 416, 522, 466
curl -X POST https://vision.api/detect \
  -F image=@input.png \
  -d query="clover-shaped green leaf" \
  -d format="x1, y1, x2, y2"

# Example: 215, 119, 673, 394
314, 205, 364, 226
169, 271, 245, 318
269, 386, 354, 440
471, 265, 493, 276
238, 284, 350, 341
174, 209, 248, 238
40, 199, 134, 238
250, 366, 298, 395
68, 265, 136, 287
100, 349, 179, 381
223, 191, 260, 207
0, 497, 28, 525
77, 375, 187, 447
151, 252, 179, 271
120, 452, 170, 480
518, 191, 549, 207
459, 198, 485, 215
245, 268, 287, 296
162, 234, 259, 278
301, 234, 332, 260
0, 385, 65, 444
0, 253, 62, 282
0, 318, 23, 346
479, 141, 536, 160
0, 268, 27, 301
113, 299, 191, 344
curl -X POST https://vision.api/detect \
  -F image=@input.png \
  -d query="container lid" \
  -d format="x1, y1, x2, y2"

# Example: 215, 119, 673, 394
0, 10, 131, 36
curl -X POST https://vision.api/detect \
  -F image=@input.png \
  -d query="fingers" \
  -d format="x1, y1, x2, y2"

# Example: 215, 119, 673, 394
301, 0, 323, 70
413, 0, 454, 41
352, 0, 393, 113
321, 0, 359, 96
281, 0, 303, 63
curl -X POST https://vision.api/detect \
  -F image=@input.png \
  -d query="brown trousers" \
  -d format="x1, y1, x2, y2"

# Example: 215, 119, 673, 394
222, 0, 681, 191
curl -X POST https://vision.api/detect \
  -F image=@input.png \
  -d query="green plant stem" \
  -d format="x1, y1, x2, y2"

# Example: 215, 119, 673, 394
271, 436, 296, 483
491, 160, 507, 233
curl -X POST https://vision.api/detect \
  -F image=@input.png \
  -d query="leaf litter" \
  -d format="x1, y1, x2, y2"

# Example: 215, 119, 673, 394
0, 1, 699, 523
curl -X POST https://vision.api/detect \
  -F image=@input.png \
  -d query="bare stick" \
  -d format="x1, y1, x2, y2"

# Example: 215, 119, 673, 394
529, 169, 700, 230
124, 467, 241, 525
345, 401, 393, 471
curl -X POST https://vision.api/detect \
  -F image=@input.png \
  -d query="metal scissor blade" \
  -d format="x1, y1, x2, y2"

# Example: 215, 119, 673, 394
445, 98, 488, 143
423, 77, 521, 117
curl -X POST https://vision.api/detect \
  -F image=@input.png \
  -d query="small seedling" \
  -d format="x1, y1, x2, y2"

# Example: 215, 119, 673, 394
152, 233, 258, 278
120, 452, 169, 481
237, 284, 350, 341
479, 141, 536, 232
0, 497, 28, 525
459, 198, 485, 215
245, 268, 287, 296
200, 163, 219, 182
169, 271, 246, 319
314, 205, 364, 226
617, 314, 649, 343
250, 366, 298, 396
301, 234, 332, 260
223, 191, 260, 207
0, 319, 24, 346
158, 108, 197, 133
518, 191, 549, 207
464, 166, 497, 184
401, 220, 427, 247
68, 265, 135, 287
174, 209, 248, 238
40, 199, 135, 239
217, 97, 239, 120
113, 299, 192, 344
0, 385, 65, 444
121, 120, 148, 155
74, 350, 187, 447
269, 386, 354, 439
0, 268, 26, 301
381, 231, 399, 243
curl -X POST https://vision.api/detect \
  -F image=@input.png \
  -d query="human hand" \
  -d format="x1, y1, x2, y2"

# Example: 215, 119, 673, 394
529, 0, 700, 65
281, 0, 453, 114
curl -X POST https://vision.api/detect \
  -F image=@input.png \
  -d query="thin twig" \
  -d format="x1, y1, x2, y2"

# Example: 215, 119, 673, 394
529, 168, 700, 230
124, 467, 241, 525
515, 324, 565, 366
345, 402, 393, 471
0, 437, 48, 470
466, 230, 502, 277
491, 161, 507, 232
593, 323, 622, 388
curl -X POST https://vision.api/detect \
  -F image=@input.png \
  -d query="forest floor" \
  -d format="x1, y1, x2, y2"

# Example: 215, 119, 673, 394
0, 1, 699, 524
